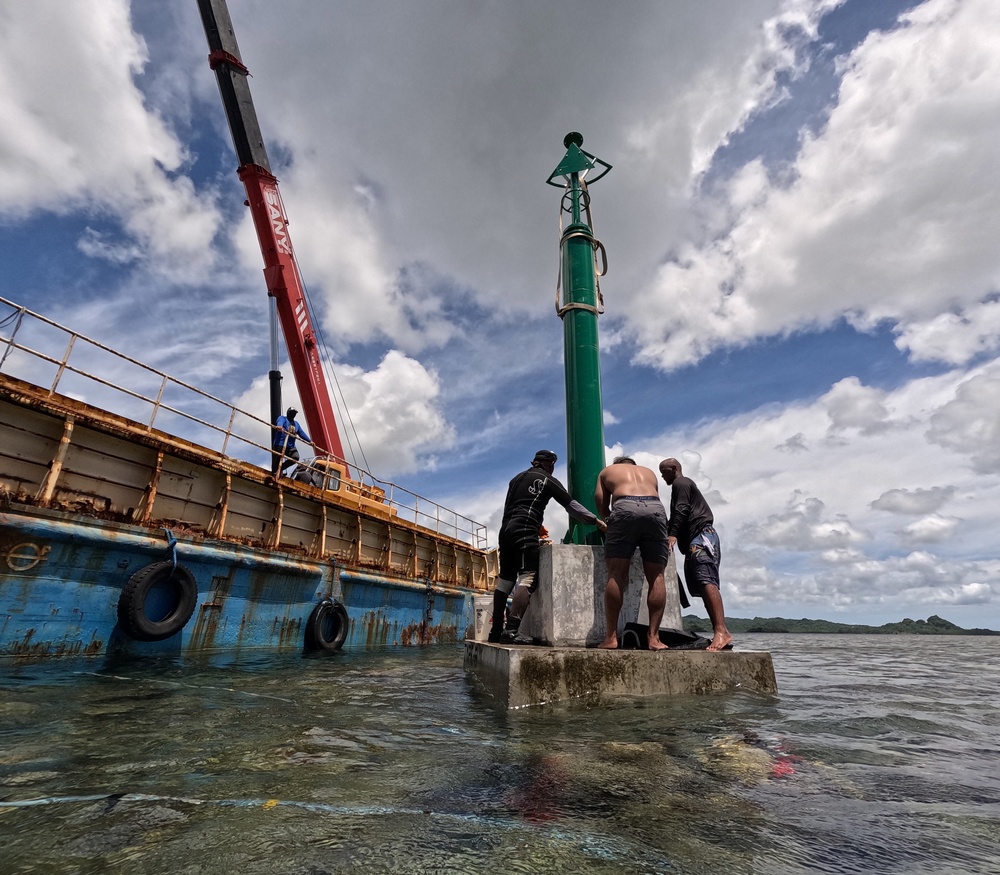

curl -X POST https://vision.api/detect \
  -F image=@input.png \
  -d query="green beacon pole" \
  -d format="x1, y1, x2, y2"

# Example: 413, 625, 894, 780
546, 132, 612, 545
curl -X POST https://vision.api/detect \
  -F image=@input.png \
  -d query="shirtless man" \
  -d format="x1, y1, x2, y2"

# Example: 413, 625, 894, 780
594, 456, 670, 650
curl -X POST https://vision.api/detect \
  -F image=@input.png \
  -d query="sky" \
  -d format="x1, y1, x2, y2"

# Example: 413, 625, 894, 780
2, 0, 999, 628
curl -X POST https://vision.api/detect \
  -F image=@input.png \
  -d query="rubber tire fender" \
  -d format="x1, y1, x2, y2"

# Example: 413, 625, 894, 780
117, 561, 198, 642
305, 599, 349, 652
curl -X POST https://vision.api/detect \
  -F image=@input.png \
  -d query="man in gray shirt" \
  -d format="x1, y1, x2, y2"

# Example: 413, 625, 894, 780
660, 458, 733, 651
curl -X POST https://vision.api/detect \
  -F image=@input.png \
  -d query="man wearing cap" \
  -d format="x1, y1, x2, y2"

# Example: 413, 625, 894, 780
594, 456, 670, 650
489, 450, 607, 643
272, 407, 312, 475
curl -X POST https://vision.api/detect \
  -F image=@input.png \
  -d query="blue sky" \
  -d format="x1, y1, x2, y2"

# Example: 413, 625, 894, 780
2, 0, 999, 628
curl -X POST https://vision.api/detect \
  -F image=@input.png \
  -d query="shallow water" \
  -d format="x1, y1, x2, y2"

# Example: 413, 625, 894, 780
2, 634, 999, 874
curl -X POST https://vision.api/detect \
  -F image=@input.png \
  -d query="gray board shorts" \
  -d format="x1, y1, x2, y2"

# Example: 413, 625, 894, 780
684, 527, 722, 596
605, 496, 669, 565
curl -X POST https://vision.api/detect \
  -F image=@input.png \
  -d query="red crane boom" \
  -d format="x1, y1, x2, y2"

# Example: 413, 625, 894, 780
196, 0, 346, 464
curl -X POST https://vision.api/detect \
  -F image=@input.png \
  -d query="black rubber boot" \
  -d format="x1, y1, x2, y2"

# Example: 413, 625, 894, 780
487, 591, 507, 643
499, 616, 521, 643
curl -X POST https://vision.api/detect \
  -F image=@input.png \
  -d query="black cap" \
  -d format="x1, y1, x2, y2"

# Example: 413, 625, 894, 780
286, 407, 297, 417
532, 449, 557, 466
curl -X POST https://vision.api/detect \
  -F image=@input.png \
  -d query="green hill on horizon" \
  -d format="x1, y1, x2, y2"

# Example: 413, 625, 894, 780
681, 613, 1000, 636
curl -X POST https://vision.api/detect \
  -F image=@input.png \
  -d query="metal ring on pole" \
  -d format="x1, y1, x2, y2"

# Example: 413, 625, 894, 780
555, 230, 608, 317
556, 302, 602, 317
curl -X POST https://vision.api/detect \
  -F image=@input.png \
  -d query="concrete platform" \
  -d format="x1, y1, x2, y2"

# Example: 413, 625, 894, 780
464, 641, 778, 709
465, 542, 777, 708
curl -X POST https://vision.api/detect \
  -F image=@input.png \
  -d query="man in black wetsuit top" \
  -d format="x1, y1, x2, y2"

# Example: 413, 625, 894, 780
488, 450, 607, 643
659, 457, 733, 651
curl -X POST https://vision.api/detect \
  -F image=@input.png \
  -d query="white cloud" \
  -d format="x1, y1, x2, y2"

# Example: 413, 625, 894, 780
0, 1, 221, 281
811, 550, 976, 602
742, 491, 868, 550
249, 174, 458, 353
633, 0, 1000, 371
947, 581, 995, 606
819, 547, 867, 565
718, 545, 998, 617
899, 514, 959, 545
342, 350, 456, 475
777, 432, 809, 453
76, 228, 144, 266
821, 377, 891, 434
215, 0, 841, 353
927, 363, 1000, 473
633, 363, 1000, 619
895, 300, 1000, 365
629, 0, 843, 177
871, 486, 955, 515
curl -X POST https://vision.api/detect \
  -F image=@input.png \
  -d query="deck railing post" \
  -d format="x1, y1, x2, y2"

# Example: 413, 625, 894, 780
221, 407, 238, 456
50, 335, 77, 395
0, 306, 26, 370
149, 376, 169, 430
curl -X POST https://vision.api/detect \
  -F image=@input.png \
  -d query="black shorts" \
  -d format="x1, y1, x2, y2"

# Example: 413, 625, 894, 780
605, 496, 669, 565
274, 446, 300, 465
498, 518, 540, 588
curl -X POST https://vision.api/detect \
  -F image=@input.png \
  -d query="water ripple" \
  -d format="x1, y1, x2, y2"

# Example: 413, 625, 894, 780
2, 637, 999, 873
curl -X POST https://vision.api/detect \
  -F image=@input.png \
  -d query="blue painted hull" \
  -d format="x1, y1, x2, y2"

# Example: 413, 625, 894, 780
0, 299, 495, 661
0, 505, 474, 660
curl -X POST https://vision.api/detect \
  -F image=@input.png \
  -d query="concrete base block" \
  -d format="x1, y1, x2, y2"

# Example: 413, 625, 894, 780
464, 641, 778, 709
519, 543, 683, 647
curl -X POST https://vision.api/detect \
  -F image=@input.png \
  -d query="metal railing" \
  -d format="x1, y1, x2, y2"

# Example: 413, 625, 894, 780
0, 296, 489, 549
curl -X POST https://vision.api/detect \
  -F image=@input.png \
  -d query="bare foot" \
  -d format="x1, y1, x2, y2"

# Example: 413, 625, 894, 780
648, 639, 669, 651
597, 637, 618, 649
707, 632, 733, 652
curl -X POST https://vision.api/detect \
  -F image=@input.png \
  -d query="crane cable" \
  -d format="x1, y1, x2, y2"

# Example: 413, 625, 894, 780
298, 282, 371, 474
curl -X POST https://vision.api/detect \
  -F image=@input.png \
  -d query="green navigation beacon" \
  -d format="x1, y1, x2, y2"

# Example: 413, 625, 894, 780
546, 132, 612, 545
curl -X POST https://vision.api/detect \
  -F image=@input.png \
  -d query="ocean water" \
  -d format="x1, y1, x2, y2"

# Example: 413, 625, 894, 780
2, 634, 998, 874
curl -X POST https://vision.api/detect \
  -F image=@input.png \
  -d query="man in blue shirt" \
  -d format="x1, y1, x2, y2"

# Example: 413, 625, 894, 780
272, 407, 311, 474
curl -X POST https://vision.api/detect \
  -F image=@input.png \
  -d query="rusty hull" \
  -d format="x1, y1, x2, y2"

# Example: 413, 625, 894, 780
0, 376, 492, 660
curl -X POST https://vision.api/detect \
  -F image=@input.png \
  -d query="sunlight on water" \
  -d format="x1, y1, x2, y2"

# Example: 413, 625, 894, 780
2, 635, 999, 874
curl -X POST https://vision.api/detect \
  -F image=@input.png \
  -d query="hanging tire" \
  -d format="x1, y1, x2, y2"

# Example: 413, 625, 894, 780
305, 599, 349, 652
117, 561, 198, 642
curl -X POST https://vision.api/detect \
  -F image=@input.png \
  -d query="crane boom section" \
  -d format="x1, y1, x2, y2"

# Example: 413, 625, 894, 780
196, 0, 346, 463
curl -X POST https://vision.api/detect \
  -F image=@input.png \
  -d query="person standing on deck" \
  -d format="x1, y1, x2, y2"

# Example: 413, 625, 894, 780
594, 457, 670, 650
659, 458, 733, 651
272, 407, 312, 474
489, 450, 607, 643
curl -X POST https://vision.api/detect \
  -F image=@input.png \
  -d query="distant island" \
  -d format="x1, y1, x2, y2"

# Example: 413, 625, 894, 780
682, 613, 1000, 636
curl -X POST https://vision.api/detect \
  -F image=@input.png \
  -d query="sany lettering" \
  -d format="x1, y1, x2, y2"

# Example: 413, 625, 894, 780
264, 187, 292, 255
